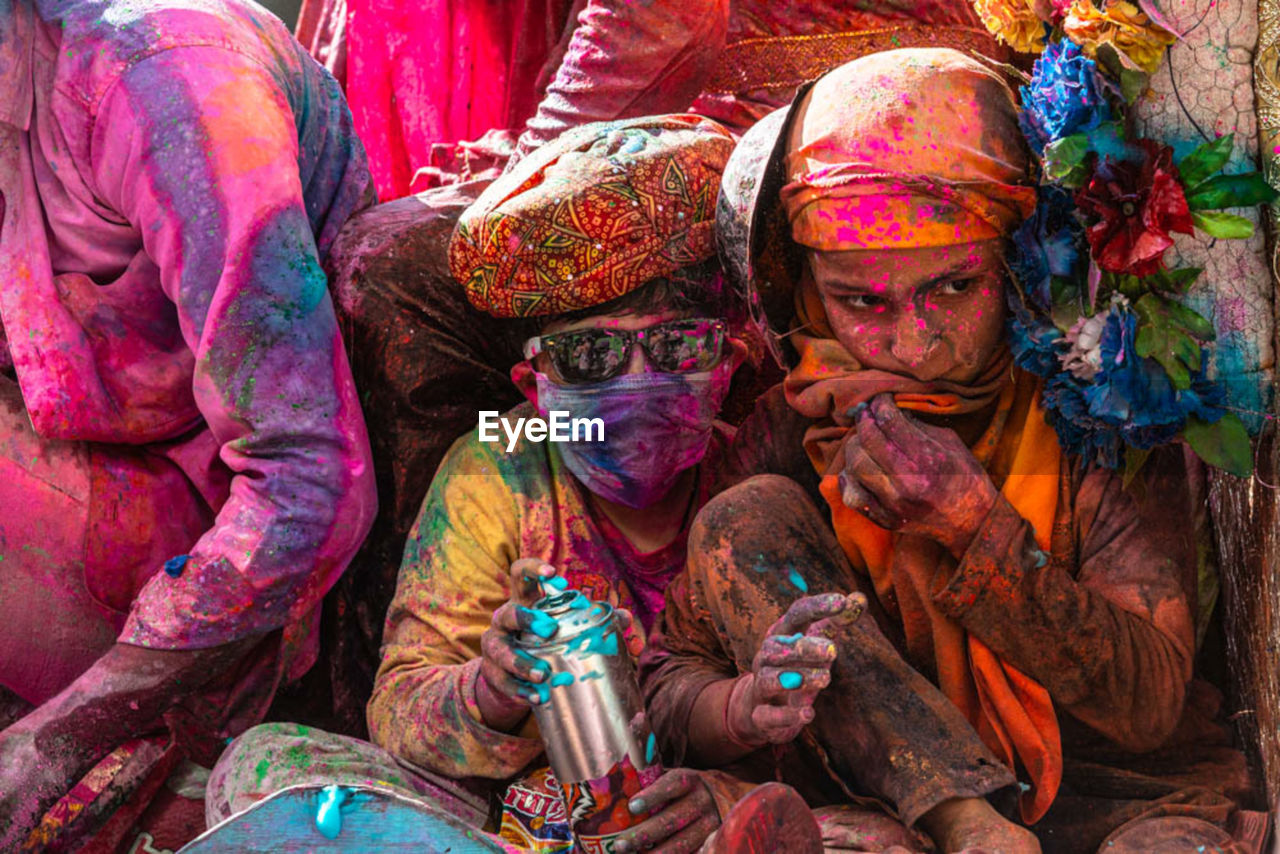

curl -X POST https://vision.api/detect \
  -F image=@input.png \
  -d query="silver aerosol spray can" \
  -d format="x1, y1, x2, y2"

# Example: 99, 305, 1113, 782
514, 588, 663, 853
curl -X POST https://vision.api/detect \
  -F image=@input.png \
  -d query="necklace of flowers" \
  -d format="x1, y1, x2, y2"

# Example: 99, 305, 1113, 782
974, 0, 1277, 479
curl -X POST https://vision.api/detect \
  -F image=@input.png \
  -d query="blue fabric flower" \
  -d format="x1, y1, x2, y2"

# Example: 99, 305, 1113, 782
1006, 297, 1064, 378
1010, 185, 1085, 312
1019, 40, 1112, 155
1034, 303, 1229, 466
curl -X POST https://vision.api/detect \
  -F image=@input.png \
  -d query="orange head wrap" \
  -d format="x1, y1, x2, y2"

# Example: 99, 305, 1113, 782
780, 48, 1036, 252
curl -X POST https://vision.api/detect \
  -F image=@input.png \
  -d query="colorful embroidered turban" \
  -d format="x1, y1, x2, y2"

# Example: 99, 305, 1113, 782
450, 114, 736, 318
780, 48, 1037, 250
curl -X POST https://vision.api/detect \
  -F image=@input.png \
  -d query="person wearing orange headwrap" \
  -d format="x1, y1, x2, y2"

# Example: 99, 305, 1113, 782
641, 49, 1266, 854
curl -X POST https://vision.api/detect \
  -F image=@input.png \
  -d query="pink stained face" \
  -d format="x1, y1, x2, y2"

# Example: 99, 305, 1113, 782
806, 239, 1008, 384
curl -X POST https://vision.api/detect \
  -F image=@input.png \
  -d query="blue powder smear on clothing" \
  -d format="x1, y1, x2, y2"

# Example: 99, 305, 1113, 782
778, 671, 803, 690
787, 567, 808, 593
315, 785, 348, 839
523, 607, 559, 639
549, 672, 575, 687
646, 733, 657, 764
775, 633, 803, 646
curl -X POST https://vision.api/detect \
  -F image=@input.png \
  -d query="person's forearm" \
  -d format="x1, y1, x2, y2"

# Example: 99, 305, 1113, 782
936, 498, 1193, 750
15, 639, 260, 757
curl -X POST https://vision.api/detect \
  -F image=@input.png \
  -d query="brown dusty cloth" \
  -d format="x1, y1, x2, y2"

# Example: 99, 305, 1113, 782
641, 387, 1264, 852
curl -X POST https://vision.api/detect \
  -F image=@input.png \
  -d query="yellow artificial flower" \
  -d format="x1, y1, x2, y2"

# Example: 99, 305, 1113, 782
1063, 0, 1176, 74
973, 0, 1047, 54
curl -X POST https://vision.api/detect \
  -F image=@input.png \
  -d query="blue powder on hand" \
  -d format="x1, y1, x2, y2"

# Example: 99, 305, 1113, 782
775, 633, 804, 646
315, 785, 348, 839
543, 575, 569, 592
517, 678, 551, 704
521, 607, 559, 639
778, 671, 804, 690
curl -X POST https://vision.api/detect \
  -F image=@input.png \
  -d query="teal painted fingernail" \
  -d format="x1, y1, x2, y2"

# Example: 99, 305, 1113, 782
849, 402, 869, 418
543, 575, 568, 592
1032, 549, 1049, 568
778, 671, 803, 690
628, 797, 646, 814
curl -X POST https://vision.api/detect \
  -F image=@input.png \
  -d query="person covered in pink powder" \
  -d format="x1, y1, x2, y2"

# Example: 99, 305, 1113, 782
0, 0, 376, 846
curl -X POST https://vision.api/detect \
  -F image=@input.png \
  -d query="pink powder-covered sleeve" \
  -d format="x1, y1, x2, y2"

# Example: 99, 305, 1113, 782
89, 46, 376, 650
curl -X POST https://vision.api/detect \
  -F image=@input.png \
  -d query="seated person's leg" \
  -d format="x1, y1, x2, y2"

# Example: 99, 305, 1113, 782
648, 474, 1016, 837
206, 723, 489, 829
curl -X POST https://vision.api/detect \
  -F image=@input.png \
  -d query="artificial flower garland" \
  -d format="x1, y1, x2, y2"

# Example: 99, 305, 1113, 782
975, 0, 1276, 477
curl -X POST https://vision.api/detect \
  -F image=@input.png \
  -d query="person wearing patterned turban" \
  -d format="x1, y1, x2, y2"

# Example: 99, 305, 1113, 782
641, 49, 1267, 853
205, 115, 831, 852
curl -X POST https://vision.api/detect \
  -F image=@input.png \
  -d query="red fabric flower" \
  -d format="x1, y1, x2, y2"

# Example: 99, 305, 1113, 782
1075, 139, 1194, 277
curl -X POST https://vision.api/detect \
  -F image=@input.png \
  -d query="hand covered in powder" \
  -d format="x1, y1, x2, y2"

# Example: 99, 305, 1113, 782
838, 394, 998, 558
0, 725, 73, 851
725, 593, 864, 747
614, 768, 720, 854
476, 558, 560, 731
477, 558, 634, 732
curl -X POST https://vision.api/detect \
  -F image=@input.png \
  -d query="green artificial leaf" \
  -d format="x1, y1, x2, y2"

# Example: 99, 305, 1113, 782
1190, 210, 1255, 239
1177, 135, 1234, 189
1122, 446, 1152, 491
1043, 134, 1091, 188
1103, 271, 1144, 301
1152, 267, 1203, 294
1134, 293, 1215, 390
1184, 413, 1253, 478
1186, 173, 1279, 211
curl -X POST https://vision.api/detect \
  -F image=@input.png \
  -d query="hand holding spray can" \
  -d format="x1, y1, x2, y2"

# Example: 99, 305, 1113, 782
514, 582, 662, 853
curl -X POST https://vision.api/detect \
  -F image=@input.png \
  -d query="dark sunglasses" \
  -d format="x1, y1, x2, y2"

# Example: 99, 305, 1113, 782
524, 318, 727, 385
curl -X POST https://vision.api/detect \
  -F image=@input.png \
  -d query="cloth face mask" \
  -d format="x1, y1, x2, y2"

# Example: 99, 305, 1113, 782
534, 361, 732, 509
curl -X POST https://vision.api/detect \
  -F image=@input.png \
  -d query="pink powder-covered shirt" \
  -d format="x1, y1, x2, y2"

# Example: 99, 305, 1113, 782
0, 0, 376, 651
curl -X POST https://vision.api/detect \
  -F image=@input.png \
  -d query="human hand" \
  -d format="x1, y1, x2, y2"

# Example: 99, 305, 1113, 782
726, 593, 864, 747
838, 394, 998, 557
475, 559, 559, 729
0, 724, 84, 851
476, 559, 633, 730
613, 768, 719, 854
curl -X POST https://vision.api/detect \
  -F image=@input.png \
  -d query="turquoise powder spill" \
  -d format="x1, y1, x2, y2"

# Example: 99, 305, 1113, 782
778, 671, 803, 690
645, 733, 657, 764
549, 672, 575, 687
787, 567, 808, 593
315, 785, 348, 839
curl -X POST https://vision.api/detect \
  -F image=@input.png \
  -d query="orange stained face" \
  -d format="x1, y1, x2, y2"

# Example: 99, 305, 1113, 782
807, 239, 1008, 384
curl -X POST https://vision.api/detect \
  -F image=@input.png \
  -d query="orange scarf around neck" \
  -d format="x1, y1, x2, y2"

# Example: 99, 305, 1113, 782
785, 329, 1064, 823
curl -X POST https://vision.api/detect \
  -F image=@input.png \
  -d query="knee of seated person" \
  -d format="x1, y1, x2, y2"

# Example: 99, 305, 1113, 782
689, 475, 822, 562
